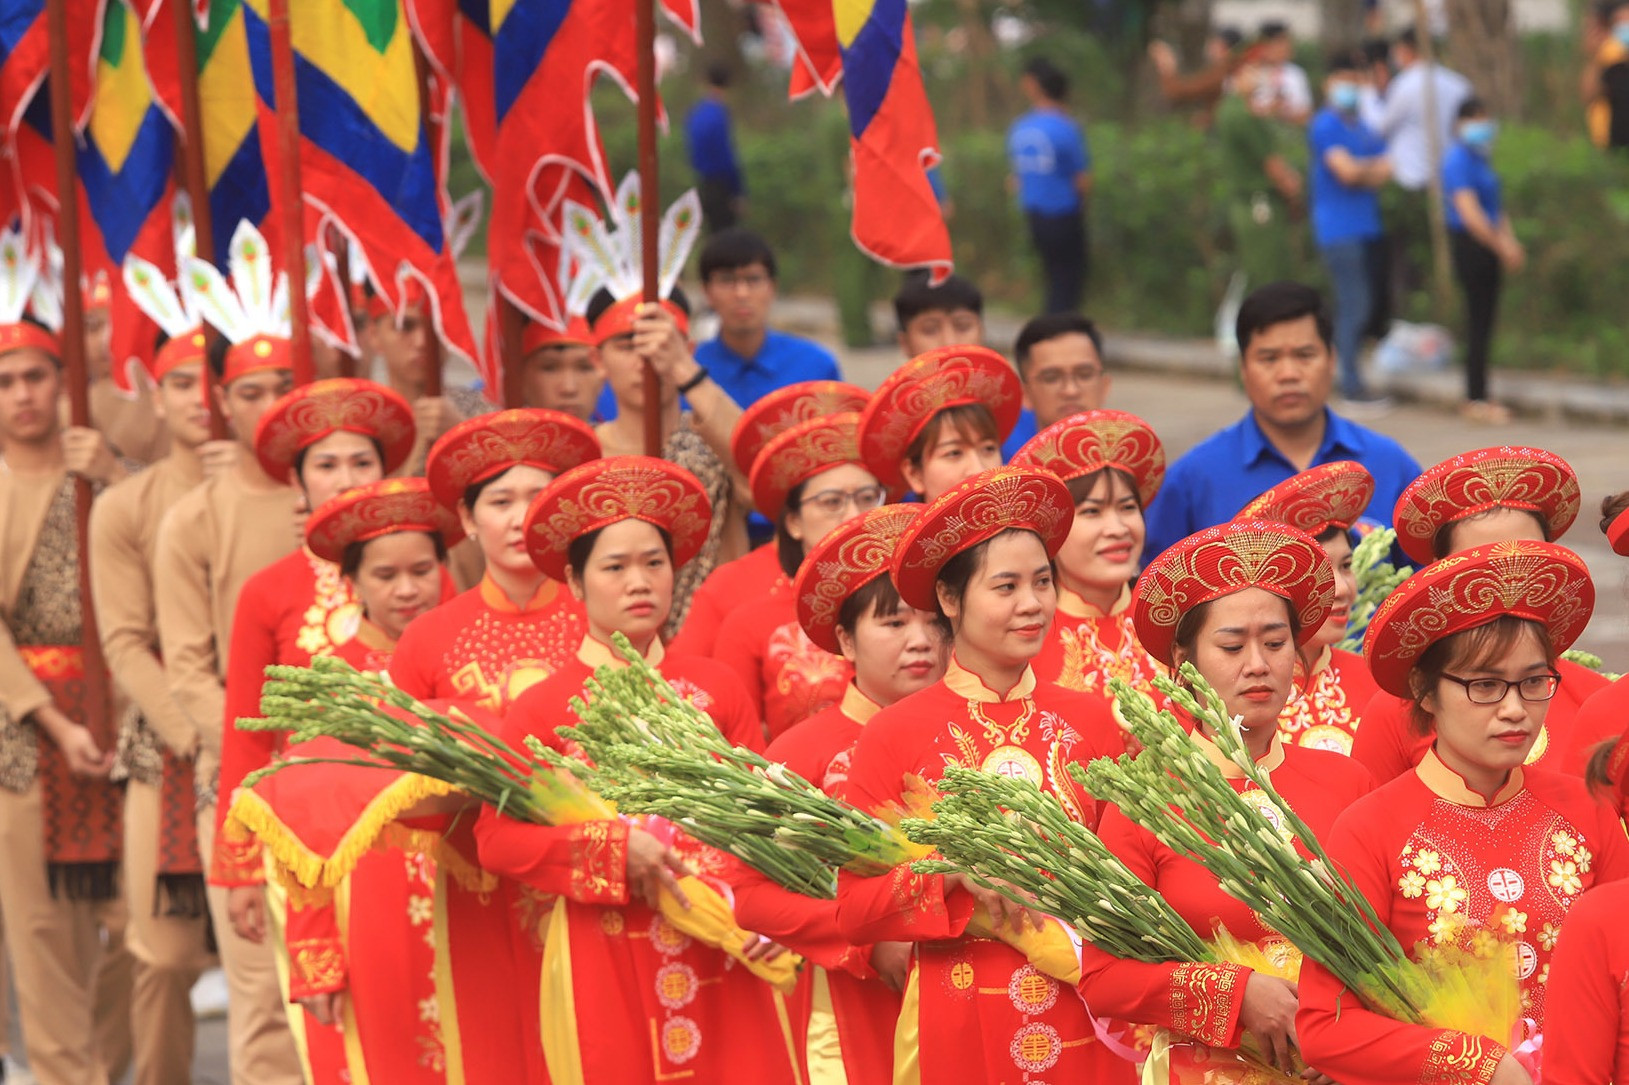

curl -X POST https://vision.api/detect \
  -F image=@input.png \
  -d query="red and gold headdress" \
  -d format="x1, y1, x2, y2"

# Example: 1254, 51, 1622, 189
749, 413, 871, 522
522, 315, 593, 355
729, 380, 870, 478
254, 378, 416, 482
1010, 409, 1165, 507
858, 347, 1022, 490
425, 408, 602, 511
1607, 505, 1629, 557
1134, 521, 1335, 667
524, 456, 712, 582
796, 504, 924, 653
0, 227, 63, 359
1362, 540, 1594, 698
1393, 447, 1579, 567
306, 478, 465, 565
1236, 461, 1375, 538
892, 466, 1072, 612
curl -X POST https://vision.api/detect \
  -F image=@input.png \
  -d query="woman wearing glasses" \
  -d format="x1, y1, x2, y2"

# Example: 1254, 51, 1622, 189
712, 411, 889, 739
1298, 541, 1629, 1085
1352, 447, 1610, 780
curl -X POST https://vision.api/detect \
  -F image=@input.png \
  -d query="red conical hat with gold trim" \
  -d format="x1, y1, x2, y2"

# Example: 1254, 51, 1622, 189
425, 408, 601, 511
858, 347, 1021, 490
796, 504, 924, 653
892, 466, 1072, 612
730, 380, 870, 478
1236, 461, 1375, 538
306, 478, 465, 564
1133, 521, 1335, 667
254, 378, 416, 481
524, 456, 712, 582
1363, 540, 1594, 698
749, 413, 873, 522
1393, 447, 1579, 567
1011, 409, 1165, 507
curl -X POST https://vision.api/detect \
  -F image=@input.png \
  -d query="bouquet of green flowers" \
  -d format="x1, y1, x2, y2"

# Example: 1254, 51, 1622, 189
1338, 528, 1410, 653
1086, 666, 1520, 1042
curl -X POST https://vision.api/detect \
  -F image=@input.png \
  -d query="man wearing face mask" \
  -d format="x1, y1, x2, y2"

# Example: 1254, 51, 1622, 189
1443, 98, 1523, 424
1308, 52, 1392, 406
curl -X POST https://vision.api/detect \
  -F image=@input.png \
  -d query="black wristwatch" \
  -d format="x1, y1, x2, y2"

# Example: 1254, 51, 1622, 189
677, 366, 710, 395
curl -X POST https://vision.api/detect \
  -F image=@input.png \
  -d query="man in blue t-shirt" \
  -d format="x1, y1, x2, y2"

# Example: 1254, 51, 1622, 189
1006, 57, 1092, 315
693, 227, 842, 412
686, 62, 743, 232
1308, 51, 1393, 404
1143, 282, 1421, 563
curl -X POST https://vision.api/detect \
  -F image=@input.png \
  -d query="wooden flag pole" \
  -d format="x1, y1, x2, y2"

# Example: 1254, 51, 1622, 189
170, 0, 229, 438
499, 294, 525, 408
413, 42, 443, 398
266, 0, 315, 386
634, 0, 662, 457
46, 0, 113, 728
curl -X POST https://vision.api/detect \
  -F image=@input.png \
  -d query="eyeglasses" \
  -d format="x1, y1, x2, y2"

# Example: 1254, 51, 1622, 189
709, 271, 771, 291
797, 486, 887, 516
1439, 672, 1561, 705
1031, 365, 1104, 388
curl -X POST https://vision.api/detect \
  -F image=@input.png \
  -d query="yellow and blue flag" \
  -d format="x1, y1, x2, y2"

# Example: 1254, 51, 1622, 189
239, 0, 475, 362
780, 0, 950, 277
194, 0, 270, 267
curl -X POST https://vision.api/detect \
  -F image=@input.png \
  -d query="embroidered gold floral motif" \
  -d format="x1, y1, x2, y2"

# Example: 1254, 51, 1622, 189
290, 938, 346, 991
1422, 1030, 1504, 1085
570, 820, 628, 904
1168, 962, 1244, 1047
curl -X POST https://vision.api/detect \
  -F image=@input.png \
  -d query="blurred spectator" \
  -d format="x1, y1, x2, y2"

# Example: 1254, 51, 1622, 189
1006, 57, 1092, 314
1308, 52, 1393, 404
1148, 28, 1245, 125
1589, 2, 1629, 149
694, 228, 842, 409
1216, 67, 1304, 290
686, 61, 744, 232
1443, 98, 1524, 424
1361, 28, 1469, 191
893, 271, 984, 357
1002, 313, 1111, 458
1251, 21, 1313, 125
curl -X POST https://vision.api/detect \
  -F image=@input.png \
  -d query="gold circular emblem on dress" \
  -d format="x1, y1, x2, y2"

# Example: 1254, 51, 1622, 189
980, 745, 1042, 785
949, 961, 976, 990
1296, 725, 1353, 755
600, 911, 626, 936
1524, 726, 1549, 765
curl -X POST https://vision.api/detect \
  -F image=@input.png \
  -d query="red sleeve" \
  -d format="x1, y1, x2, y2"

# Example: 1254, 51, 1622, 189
727, 860, 875, 978
469, 806, 631, 905
1543, 884, 1627, 1085
1558, 677, 1628, 778
1350, 691, 1425, 786
670, 576, 727, 656
1585, 793, 1629, 883
699, 662, 766, 753
710, 607, 767, 722
285, 899, 347, 999
1295, 810, 1509, 1085
211, 573, 283, 886
388, 615, 438, 703
832, 711, 975, 945
1074, 807, 1249, 1046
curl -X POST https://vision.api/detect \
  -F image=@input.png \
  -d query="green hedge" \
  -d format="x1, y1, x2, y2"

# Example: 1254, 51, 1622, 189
463, 83, 1629, 373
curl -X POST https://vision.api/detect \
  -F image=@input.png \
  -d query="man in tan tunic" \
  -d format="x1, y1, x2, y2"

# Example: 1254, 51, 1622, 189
152, 334, 302, 1084
0, 321, 134, 1085
89, 331, 224, 1085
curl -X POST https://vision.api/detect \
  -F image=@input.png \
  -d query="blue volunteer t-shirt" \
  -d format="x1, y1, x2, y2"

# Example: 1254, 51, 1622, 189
1001, 407, 1039, 461
1441, 143, 1502, 231
1308, 108, 1386, 248
1142, 407, 1422, 564
1006, 110, 1090, 216
693, 331, 843, 411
